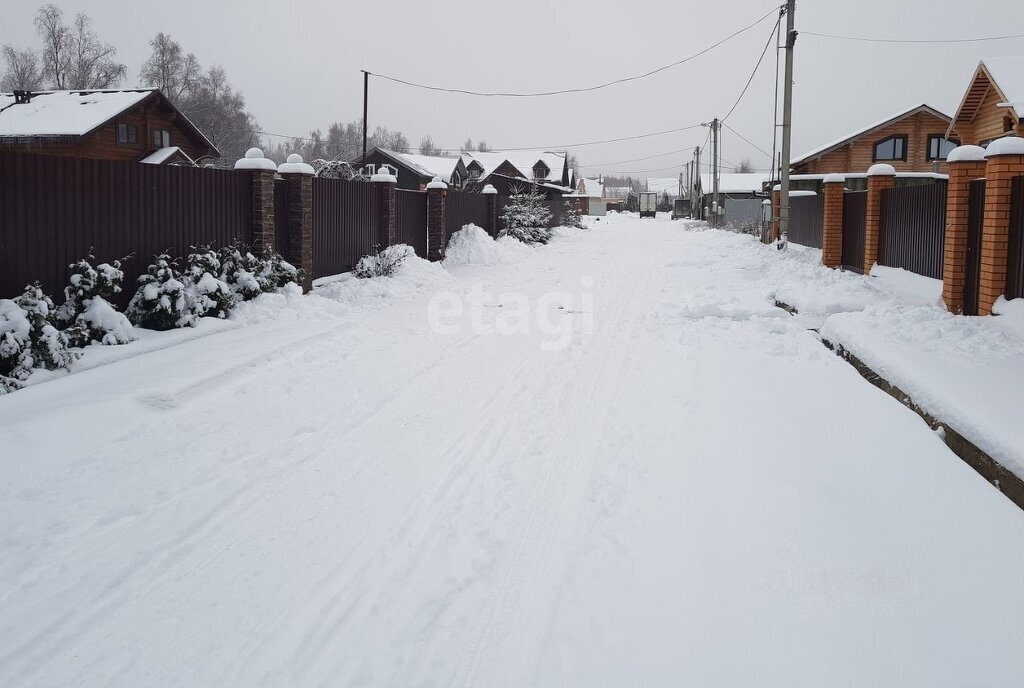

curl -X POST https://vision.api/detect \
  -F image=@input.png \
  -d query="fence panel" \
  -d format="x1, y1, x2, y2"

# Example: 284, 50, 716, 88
1007, 176, 1024, 300
0, 153, 253, 307
274, 177, 290, 263
842, 190, 867, 273
965, 179, 986, 315
396, 189, 428, 258
312, 177, 382, 279
445, 189, 490, 238
544, 199, 564, 228
879, 182, 947, 279
787, 193, 823, 248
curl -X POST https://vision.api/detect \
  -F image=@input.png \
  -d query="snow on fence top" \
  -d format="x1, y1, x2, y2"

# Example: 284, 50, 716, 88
0, 89, 153, 137
985, 136, 1024, 157
946, 145, 987, 163
867, 163, 897, 177
481, 184, 497, 195
278, 153, 315, 175
823, 173, 846, 184
426, 176, 447, 190
234, 148, 277, 171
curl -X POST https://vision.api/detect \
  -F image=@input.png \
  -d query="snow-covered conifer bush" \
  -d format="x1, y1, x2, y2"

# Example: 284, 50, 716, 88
256, 248, 302, 292
184, 246, 235, 319
499, 185, 553, 245
1, 284, 79, 392
354, 244, 415, 278
126, 254, 197, 331
562, 200, 585, 229
57, 253, 135, 347
218, 242, 264, 301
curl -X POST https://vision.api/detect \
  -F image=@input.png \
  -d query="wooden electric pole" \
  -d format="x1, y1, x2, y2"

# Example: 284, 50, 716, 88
711, 117, 720, 228
778, 0, 796, 249
361, 70, 369, 167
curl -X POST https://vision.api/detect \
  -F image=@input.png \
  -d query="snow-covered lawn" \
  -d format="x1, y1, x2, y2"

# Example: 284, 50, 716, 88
3, 215, 1024, 687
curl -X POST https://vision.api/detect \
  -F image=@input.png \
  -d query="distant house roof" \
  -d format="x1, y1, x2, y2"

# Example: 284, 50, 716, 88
140, 146, 194, 165
793, 104, 951, 166
387, 150, 462, 181
699, 172, 769, 195
461, 150, 568, 185
580, 177, 604, 198
0, 88, 218, 155
949, 57, 1024, 136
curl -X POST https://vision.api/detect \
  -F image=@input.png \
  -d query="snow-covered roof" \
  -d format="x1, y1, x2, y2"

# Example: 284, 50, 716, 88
387, 150, 462, 181
140, 146, 193, 165
792, 104, 951, 166
699, 172, 769, 194
579, 178, 605, 198
0, 89, 155, 137
983, 57, 1024, 108
462, 150, 567, 183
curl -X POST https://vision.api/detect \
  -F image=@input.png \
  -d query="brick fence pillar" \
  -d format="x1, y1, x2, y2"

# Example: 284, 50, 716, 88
482, 183, 498, 236
234, 147, 278, 251
771, 186, 781, 241
371, 166, 397, 248
821, 174, 845, 268
864, 163, 896, 274
979, 137, 1024, 315
426, 176, 448, 261
941, 146, 988, 313
278, 154, 315, 293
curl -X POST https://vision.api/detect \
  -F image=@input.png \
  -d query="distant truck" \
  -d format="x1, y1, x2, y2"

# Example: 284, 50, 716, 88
671, 198, 691, 220
639, 192, 658, 218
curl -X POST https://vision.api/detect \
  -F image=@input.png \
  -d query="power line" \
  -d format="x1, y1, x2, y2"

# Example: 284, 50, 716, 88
578, 146, 697, 168
584, 163, 686, 176
722, 122, 772, 159
802, 29, 1024, 44
366, 6, 782, 98
721, 11, 782, 122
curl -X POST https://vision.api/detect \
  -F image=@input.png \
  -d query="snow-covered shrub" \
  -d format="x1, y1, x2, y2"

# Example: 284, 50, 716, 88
499, 185, 553, 245
56, 253, 134, 347
184, 245, 235, 319
354, 244, 415, 278
256, 248, 302, 291
562, 200, 584, 229
1, 284, 79, 392
126, 254, 197, 330
218, 242, 264, 301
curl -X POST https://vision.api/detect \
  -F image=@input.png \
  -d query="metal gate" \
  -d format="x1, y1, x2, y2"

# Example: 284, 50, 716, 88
788, 193, 823, 248
965, 179, 986, 315
1007, 176, 1024, 300
842, 190, 867, 273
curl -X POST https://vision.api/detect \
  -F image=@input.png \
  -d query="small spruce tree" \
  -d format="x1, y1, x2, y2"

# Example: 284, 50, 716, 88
0, 283, 79, 392
499, 185, 553, 245
185, 245, 235, 318
57, 253, 134, 347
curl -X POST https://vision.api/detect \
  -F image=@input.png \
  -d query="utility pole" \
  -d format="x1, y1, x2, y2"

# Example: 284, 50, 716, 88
694, 147, 701, 219
778, 0, 797, 249
361, 70, 369, 167
711, 118, 720, 228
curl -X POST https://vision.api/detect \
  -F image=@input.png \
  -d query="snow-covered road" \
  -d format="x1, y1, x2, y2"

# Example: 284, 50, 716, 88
3, 215, 1024, 687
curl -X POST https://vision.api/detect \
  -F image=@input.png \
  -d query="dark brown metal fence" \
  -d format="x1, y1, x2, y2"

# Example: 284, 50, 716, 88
879, 181, 947, 279
273, 177, 290, 263
543, 199, 565, 228
445, 189, 490, 239
965, 179, 986, 315
311, 177, 383, 279
0, 153, 253, 306
842, 190, 867, 273
787, 193, 823, 248
396, 189, 427, 258
1007, 176, 1024, 300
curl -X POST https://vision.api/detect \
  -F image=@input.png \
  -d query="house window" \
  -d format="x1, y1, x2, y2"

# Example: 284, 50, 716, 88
533, 165, 547, 180
1005, 116, 1015, 133
469, 167, 480, 180
873, 135, 907, 161
153, 129, 171, 148
927, 135, 959, 160
116, 123, 138, 144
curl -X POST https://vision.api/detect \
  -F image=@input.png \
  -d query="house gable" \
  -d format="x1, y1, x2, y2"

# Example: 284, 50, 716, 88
948, 60, 1024, 145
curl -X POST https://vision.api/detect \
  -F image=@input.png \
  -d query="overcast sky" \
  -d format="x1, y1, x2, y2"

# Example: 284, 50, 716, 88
2, 0, 1022, 178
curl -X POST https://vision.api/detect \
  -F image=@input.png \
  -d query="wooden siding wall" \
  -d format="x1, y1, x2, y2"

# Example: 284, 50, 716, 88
952, 84, 1024, 145
0, 154, 253, 306
793, 111, 951, 175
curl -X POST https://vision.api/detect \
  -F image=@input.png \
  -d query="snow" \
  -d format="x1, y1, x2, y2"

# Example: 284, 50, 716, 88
3, 216, 1024, 686
462, 150, 567, 183
0, 89, 153, 137
80, 296, 136, 345
822, 172, 846, 183
985, 135, 1024, 157
425, 176, 448, 189
234, 148, 276, 171
579, 177, 604, 198
867, 163, 897, 176
442, 224, 534, 267
388, 150, 461, 181
946, 144, 987, 163
139, 146, 192, 165
277, 153, 315, 175
480, 184, 497, 194
370, 170, 397, 183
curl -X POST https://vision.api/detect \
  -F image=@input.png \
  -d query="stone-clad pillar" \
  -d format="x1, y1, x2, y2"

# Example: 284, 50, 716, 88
821, 174, 845, 268
426, 176, 448, 261
864, 163, 896, 274
234, 147, 278, 251
941, 146, 987, 313
278, 153, 315, 293
371, 166, 398, 249
482, 183, 498, 237
771, 186, 781, 242
979, 137, 1024, 315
